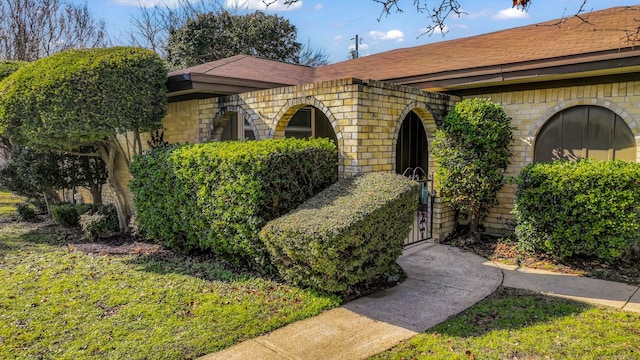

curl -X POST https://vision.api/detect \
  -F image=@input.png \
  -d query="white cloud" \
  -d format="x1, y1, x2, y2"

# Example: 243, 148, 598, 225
333, 35, 343, 41
224, 0, 303, 11
368, 29, 404, 42
493, 7, 529, 20
313, 3, 323, 11
348, 43, 369, 51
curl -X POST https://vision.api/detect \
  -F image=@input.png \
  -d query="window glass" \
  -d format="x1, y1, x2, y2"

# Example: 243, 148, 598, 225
534, 105, 635, 162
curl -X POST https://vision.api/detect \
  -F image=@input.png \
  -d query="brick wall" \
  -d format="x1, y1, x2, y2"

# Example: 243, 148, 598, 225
158, 78, 459, 240
466, 81, 640, 234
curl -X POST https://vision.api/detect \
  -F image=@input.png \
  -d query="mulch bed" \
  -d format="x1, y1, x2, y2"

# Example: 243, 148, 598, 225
443, 227, 640, 286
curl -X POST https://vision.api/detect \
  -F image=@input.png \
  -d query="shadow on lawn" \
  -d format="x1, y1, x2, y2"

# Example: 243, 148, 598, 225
126, 250, 266, 283
429, 287, 592, 338
7, 216, 265, 284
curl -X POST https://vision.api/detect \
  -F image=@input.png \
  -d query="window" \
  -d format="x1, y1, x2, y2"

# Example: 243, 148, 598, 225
220, 112, 256, 141
534, 106, 635, 162
285, 108, 314, 139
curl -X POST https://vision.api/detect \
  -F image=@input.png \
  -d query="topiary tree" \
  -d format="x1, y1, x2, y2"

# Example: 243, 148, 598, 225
0, 47, 167, 232
432, 98, 514, 240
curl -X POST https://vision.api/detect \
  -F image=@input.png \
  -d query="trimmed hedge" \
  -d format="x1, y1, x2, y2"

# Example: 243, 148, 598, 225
129, 138, 337, 269
514, 160, 640, 262
260, 172, 419, 292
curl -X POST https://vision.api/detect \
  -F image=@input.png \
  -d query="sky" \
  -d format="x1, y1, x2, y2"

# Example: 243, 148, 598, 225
90, 0, 640, 64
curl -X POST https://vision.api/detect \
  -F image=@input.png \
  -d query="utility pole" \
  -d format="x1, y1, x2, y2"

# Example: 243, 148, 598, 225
350, 34, 362, 59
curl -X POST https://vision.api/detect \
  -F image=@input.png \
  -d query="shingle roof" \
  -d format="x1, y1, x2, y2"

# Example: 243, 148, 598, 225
314, 6, 640, 82
168, 6, 640, 96
168, 54, 315, 86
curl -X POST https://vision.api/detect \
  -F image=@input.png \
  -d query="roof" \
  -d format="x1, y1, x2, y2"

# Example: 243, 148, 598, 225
168, 6, 640, 98
167, 55, 315, 98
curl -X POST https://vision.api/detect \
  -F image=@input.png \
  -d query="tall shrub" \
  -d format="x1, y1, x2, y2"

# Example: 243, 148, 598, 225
129, 138, 337, 269
514, 160, 640, 262
432, 98, 514, 239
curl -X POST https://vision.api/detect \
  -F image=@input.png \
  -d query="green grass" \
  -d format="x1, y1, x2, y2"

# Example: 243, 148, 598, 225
0, 217, 340, 359
373, 287, 640, 359
0, 189, 23, 217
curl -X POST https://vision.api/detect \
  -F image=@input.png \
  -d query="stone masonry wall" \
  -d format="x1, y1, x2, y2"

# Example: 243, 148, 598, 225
466, 81, 640, 234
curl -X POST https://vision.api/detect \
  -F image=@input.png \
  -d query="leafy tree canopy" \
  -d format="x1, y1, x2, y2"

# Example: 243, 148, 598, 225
165, 10, 301, 68
0, 46, 167, 150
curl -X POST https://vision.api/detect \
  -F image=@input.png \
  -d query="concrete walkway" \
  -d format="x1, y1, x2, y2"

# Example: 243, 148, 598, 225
200, 243, 640, 360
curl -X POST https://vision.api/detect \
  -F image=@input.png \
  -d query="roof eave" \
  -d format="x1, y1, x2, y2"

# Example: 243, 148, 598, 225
387, 48, 640, 92
166, 72, 297, 99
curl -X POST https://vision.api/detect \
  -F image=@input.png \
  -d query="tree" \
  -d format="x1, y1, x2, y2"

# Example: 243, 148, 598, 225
165, 10, 301, 68
0, 0, 108, 62
432, 98, 514, 241
0, 146, 108, 212
0, 60, 25, 162
0, 47, 167, 232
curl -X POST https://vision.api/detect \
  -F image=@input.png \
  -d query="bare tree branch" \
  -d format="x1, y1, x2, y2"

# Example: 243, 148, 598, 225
127, 0, 223, 56
0, 0, 108, 61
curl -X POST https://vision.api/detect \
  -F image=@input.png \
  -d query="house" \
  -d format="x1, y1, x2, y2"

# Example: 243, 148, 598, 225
129, 6, 640, 239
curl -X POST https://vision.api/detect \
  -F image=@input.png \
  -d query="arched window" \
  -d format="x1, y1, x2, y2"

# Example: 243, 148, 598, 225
285, 107, 337, 143
534, 106, 635, 162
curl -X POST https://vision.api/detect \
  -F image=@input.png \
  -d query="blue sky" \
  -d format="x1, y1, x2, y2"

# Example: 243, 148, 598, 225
90, 0, 640, 64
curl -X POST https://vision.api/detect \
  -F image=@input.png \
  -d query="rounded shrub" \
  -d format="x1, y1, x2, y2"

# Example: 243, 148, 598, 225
15, 202, 36, 221
514, 160, 640, 262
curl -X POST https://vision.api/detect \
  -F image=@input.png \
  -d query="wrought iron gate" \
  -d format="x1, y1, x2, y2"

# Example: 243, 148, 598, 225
402, 167, 435, 246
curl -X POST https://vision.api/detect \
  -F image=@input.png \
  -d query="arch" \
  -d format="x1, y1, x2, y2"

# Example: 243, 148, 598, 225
272, 96, 342, 142
210, 105, 260, 141
530, 99, 640, 162
392, 102, 440, 174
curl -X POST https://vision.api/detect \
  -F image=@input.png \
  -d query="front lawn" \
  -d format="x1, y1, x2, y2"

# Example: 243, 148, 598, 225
0, 211, 339, 359
373, 287, 640, 359
0, 189, 22, 217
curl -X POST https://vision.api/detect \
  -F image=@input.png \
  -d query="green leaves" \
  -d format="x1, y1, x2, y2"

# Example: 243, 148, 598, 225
129, 138, 338, 270
0, 47, 167, 150
514, 160, 640, 262
260, 172, 418, 292
165, 10, 301, 68
433, 98, 515, 234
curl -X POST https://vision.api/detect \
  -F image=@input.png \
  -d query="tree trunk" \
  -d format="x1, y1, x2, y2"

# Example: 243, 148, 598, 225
98, 142, 130, 233
88, 183, 102, 204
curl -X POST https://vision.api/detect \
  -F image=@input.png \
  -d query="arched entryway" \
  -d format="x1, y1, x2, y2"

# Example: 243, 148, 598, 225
395, 110, 433, 245
535, 105, 635, 162
396, 111, 429, 176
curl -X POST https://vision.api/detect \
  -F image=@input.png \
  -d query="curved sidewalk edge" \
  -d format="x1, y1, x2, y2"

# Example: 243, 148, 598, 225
487, 261, 640, 313
200, 243, 503, 360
